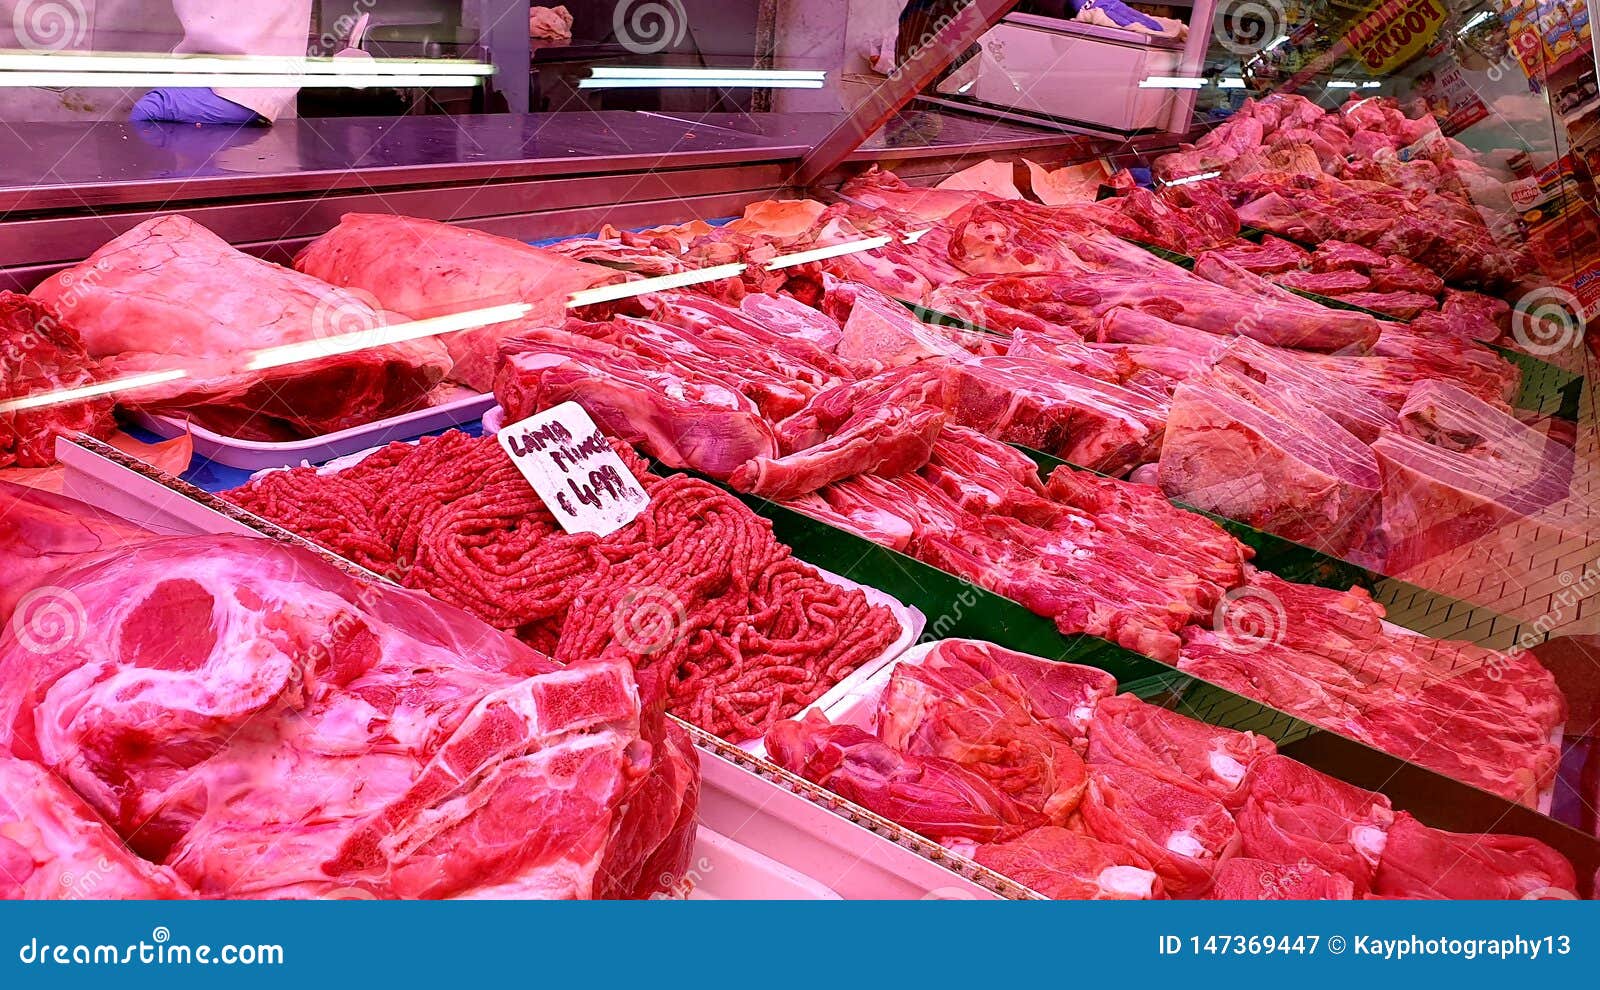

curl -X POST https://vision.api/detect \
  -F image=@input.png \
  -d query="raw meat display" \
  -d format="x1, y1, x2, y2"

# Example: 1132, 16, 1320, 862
0, 292, 115, 468
765, 639, 1574, 899
1206, 858, 1355, 900
0, 488, 698, 899
1086, 695, 1275, 809
1234, 756, 1393, 894
1179, 571, 1565, 805
1080, 762, 1241, 897
0, 754, 193, 900
1158, 366, 1382, 556
1374, 381, 1576, 575
32, 216, 452, 441
294, 213, 622, 391
227, 430, 902, 742
1372, 813, 1579, 899
973, 827, 1163, 900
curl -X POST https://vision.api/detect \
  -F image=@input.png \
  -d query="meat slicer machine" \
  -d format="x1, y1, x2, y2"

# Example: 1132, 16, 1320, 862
919, 0, 1219, 136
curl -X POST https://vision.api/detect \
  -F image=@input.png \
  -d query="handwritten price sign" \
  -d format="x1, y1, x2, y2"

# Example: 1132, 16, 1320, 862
497, 401, 649, 537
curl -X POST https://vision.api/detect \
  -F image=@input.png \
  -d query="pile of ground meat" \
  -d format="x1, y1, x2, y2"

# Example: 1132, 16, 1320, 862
0, 292, 115, 468
228, 430, 901, 740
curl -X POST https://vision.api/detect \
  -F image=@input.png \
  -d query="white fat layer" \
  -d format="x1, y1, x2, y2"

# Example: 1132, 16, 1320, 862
1166, 829, 1205, 858
1209, 751, 1247, 786
1351, 825, 1388, 865
1099, 865, 1157, 899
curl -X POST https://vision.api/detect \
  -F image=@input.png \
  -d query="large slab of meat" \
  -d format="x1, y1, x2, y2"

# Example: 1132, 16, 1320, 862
32, 216, 451, 441
294, 213, 622, 391
1158, 366, 1381, 556
228, 431, 903, 743
1374, 380, 1575, 575
1373, 812, 1578, 899
0, 487, 697, 899
0, 292, 114, 468
1178, 571, 1565, 805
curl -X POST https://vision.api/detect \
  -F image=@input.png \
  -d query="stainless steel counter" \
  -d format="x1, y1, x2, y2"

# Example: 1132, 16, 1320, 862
0, 109, 1172, 291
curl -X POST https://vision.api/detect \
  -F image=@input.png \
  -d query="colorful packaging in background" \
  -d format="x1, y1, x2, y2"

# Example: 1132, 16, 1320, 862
1413, 61, 1490, 134
1499, 0, 1592, 85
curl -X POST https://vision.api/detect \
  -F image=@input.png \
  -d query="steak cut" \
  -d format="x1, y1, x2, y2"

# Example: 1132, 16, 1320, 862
1080, 763, 1240, 898
294, 213, 621, 391
32, 216, 451, 441
764, 710, 1044, 844
0, 293, 115, 468
1086, 695, 1276, 809
974, 826, 1163, 900
1207, 857, 1355, 900
1158, 366, 1381, 556
1374, 380, 1574, 575
1235, 755, 1393, 893
1371, 812, 1577, 899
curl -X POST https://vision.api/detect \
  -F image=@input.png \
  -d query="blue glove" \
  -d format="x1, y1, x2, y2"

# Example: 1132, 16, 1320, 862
1072, 0, 1164, 32
130, 88, 263, 125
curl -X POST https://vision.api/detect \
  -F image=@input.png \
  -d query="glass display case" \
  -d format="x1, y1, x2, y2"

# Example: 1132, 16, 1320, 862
0, 0, 1596, 904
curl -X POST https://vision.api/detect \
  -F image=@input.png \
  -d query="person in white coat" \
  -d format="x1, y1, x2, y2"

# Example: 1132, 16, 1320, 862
130, 0, 314, 124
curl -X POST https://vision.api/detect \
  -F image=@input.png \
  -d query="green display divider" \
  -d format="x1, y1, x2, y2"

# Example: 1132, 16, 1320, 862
1491, 343, 1586, 419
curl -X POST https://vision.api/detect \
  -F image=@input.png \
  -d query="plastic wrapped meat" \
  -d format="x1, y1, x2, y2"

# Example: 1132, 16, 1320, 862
0, 753, 193, 900
0, 488, 698, 900
31, 216, 451, 441
294, 213, 621, 391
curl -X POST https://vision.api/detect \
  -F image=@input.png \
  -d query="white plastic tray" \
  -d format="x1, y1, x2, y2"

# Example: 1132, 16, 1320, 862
131, 391, 494, 471
685, 827, 842, 900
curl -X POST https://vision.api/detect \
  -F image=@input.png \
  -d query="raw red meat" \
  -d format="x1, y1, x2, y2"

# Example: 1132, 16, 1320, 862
975, 826, 1163, 899
0, 292, 115, 468
0, 754, 192, 900
1370, 257, 1445, 296
1207, 857, 1355, 900
1312, 240, 1390, 272
765, 710, 1043, 844
1235, 755, 1392, 894
931, 640, 1117, 745
1273, 269, 1371, 295
1371, 812, 1577, 900
1080, 763, 1240, 897
1086, 695, 1275, 809
938, 354, 1168, 474
1212, 337, 1396, 442
1158, 367, 1381, 556
823, 281, 967, 372
32, 216, 452, 441
1209, 236, 1311, 275
494, 335, 780, 481
1375, 380, 1574, 575
731, 403, 944, 499
652, 293, 854, 381
0, 505, 697, 899
293, 213, 619, 391
1332, 291, 1437, 320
